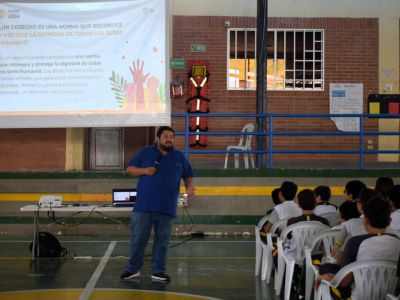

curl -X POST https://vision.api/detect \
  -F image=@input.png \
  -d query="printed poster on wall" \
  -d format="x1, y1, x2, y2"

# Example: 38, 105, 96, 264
330, 83, 363, 132
0, 0, 169, 128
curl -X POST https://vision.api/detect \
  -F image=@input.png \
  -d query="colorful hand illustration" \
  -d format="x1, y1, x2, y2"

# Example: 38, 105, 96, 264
129, 60, 149, 110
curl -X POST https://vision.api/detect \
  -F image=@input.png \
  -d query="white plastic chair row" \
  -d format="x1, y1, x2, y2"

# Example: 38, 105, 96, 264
304, 229, 341, 300
315, 259, 398, 300
255, 214, 272, 277
260, 218, 288, 283
275, 221, 331, 300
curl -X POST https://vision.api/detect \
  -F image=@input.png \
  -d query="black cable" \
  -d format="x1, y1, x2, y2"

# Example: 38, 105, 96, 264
169, 235, 195, 249
182, 206, 194, 234
93, 207, 130, 229
168, 204, 207, 249
46, 205, 101, 227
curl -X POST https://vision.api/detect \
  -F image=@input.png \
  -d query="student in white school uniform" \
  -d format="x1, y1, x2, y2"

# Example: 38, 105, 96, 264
343, 180, 366, 202
315, 195, 400, 300
338, 201, 360, 223
389, 184, 400, 231
314, 185, 337, 216
332, 187, 399, 261
263, 181, 302, 233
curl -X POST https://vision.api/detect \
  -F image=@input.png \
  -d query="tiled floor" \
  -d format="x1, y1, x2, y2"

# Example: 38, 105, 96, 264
0, 235, 279, 300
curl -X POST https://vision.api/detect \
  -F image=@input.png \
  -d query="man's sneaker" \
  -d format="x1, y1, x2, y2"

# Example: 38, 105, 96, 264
120, 270, 140, 280
151, 272, 170, 282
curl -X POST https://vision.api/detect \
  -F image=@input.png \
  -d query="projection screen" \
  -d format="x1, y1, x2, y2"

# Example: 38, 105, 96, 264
0, 0, 169, 128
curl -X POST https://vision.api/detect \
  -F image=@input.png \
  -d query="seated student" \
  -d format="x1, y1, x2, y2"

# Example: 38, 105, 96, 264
389, 185, 400, 231
287, 189, 330, 228
284, 189, 330, 258
285, 189, 330, 258
332, 188, 377, 260
332, 188, 398, 262
266, 187, 281, 215
343, 180, 366, 202
338, 201, 360, 224
282, 189, 330, 298
374, 176, 394, 200
260, 188, 281, 240
314, 185, 337, 216
315, 196, 400, 300
263, 181, 301, 233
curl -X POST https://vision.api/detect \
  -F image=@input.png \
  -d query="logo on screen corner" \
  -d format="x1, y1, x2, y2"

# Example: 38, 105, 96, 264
5, 9, 20, 19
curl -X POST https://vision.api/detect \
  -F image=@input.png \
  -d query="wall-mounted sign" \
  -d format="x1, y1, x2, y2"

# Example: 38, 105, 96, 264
191, 44, 206, 53
170, 58, 185, 69
330, 83, 363, 132
368, 94, 400, 116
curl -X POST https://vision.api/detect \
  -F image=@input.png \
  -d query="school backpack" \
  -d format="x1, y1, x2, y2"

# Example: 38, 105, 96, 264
29, 231, 67, 258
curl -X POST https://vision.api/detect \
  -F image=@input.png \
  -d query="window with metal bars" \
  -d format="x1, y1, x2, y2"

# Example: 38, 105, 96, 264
227, 28, 324, 91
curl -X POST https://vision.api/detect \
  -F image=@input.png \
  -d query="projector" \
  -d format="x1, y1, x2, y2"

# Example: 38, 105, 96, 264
39, 195, 63, 207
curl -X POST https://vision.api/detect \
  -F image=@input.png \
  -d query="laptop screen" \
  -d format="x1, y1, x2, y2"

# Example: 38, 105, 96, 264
112, 189, 137, 207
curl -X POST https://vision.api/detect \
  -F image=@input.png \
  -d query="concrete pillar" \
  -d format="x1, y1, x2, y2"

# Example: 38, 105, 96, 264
378, 17, 399, 162
65, 128, 85, 171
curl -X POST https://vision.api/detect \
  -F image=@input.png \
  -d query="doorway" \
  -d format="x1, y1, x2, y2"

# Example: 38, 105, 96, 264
89, 128, 124, 170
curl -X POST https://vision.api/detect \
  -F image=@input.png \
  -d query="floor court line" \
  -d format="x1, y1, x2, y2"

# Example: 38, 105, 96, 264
79, 241, 116, 300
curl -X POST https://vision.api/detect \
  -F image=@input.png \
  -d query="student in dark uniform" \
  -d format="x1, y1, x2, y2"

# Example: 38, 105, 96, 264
283, 189, 330, 299
287, 189, 330, 227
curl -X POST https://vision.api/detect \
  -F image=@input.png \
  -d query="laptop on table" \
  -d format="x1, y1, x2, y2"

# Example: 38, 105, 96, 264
112, 189, 137, 207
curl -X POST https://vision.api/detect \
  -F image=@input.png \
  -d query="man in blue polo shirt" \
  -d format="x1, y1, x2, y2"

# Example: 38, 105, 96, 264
120, 126, 195, 282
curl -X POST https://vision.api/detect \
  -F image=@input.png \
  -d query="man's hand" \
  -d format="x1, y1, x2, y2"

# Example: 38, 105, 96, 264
144, 166, 156, 176
186, 185, 195, 197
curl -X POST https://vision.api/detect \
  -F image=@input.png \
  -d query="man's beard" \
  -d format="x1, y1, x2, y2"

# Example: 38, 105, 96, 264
159, 143, 173, 152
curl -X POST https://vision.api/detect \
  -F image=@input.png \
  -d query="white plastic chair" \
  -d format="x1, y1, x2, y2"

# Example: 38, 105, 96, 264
224, 123, 255, 169
319, 211, 341, 227
275, 221, 331, 300
315, 260, 398, 300
255, 214, 272, 277
304, 229, 341, 300
260, 218, 288, 284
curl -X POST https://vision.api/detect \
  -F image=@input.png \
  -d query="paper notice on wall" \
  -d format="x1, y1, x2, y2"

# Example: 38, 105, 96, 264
330, 83, 363, 132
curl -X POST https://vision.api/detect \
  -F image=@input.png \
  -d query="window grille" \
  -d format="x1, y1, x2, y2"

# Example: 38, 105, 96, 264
227, 28, 324, 91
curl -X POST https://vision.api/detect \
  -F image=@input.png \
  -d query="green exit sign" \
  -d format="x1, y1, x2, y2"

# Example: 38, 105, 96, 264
170, 58, 185, 69
191, 44, 206, 53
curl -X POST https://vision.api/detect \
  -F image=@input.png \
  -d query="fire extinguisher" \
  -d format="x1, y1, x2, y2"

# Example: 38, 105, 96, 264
170, 75, 184, 98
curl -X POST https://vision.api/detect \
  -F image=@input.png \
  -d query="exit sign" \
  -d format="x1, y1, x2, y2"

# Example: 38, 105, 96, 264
191, 44, 206, 53
170, 58, 185, 69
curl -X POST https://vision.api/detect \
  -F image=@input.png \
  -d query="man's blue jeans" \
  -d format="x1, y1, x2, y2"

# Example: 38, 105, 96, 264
125, 211, 174, 274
